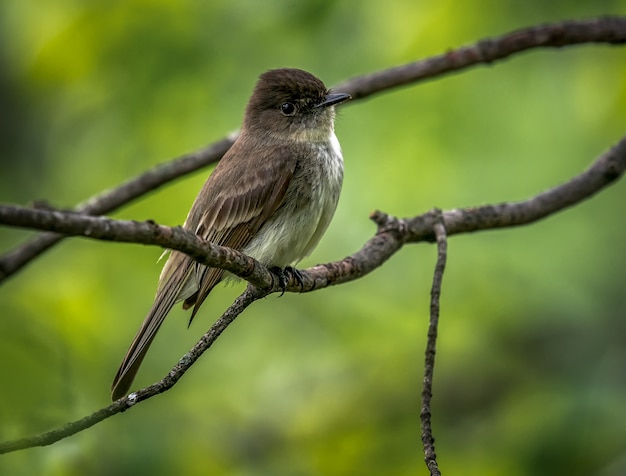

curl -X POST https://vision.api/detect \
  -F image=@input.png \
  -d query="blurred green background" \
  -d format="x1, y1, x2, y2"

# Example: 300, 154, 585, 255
1, 1, 625, 475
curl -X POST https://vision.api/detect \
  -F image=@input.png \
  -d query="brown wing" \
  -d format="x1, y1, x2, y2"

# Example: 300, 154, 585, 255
111, 141, 297, 400
183, 152, 295, 318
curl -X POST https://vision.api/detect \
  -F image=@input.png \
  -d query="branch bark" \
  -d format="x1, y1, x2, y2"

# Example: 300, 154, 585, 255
421, 214, 447, 476
1, 15, 624, 282
335, 15, 626, 100
0, 137, 234, 282
1, 132, 624, 293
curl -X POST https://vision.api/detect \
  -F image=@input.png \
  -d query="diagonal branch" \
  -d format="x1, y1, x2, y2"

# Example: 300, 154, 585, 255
0, 137, 235, 282
0, 285, 263, 454
334, 16, 626, 100
0, 208, 274, 290
1, 15, 624, 282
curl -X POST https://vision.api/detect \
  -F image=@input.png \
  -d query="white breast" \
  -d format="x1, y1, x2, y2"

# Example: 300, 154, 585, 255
244, 132, 344, 267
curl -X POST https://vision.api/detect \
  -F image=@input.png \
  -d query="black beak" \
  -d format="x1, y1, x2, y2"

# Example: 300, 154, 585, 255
315, 92, 351, 108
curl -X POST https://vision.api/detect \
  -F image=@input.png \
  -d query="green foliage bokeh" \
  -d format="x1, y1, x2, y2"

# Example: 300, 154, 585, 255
1, 1, 625, 475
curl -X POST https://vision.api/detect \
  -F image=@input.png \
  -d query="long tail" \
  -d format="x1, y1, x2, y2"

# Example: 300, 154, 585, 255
111, 251, 193, 400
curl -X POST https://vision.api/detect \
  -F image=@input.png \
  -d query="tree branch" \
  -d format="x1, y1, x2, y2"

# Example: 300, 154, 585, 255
335, 16, 626, 100
0, 137, 235, 282
1, 15, 624, 282
0, 285, 263, 454
420, 215, 447, 476
0, 208, 275, 290
1, 132, 624, 295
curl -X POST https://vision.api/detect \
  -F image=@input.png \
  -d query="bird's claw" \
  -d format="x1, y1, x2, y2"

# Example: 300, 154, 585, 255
269, 266, 305, 296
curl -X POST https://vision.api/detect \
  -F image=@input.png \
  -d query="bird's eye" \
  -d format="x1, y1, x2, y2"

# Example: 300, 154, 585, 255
280, 102, 297, 116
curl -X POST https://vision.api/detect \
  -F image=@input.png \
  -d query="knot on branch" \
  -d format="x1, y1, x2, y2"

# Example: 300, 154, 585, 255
370, 210, 409, 239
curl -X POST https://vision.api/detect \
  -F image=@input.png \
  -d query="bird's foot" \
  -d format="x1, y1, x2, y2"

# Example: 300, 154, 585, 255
269, 266, 305, 296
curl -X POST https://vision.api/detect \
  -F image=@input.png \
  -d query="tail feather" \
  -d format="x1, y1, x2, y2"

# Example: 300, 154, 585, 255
110, 291, 177, 400
112, 248, 226, 400
111, 252, 193, 400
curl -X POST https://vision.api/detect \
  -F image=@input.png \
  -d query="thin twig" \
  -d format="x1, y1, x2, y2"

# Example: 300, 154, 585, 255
1, 16, 624, 282
0, 285, 264, 454
420, 213, 447, 476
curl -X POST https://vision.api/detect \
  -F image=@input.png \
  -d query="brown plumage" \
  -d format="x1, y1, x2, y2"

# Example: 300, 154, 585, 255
111, 68, 350, 400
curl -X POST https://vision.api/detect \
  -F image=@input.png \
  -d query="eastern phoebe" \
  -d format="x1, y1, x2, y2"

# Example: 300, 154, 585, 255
111, 68, 350, 400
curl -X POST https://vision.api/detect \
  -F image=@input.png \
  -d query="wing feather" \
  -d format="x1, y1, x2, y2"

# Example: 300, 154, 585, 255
111, 140, 297, 399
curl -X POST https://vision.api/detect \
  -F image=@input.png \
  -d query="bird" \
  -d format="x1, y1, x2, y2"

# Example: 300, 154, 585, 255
111, 68, 351, 400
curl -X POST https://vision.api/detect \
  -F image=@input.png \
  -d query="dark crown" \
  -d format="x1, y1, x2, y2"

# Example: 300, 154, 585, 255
247, 68, 328, 113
